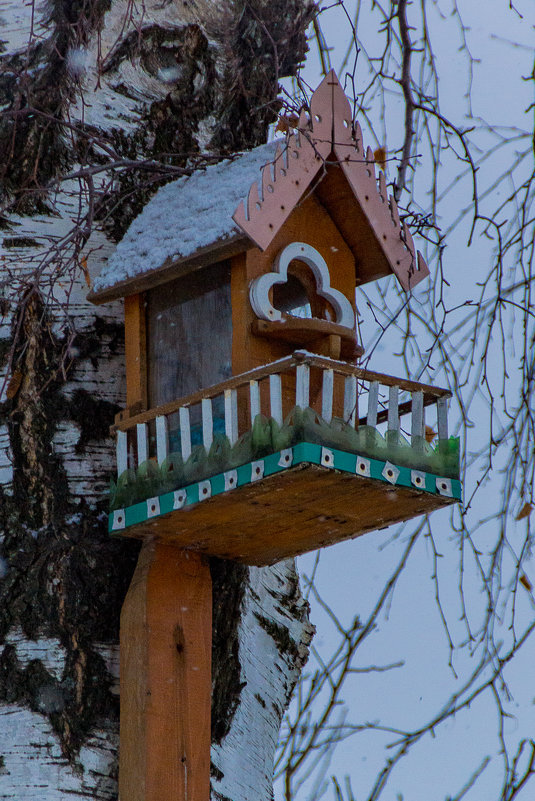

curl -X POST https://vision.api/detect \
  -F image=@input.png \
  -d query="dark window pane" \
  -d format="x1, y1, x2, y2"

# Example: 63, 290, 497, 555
147, 261, 232, 409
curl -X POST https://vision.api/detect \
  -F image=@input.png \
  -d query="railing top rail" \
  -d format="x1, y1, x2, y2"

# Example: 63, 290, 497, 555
292, 352, 452, 399
113, 350, 451, 433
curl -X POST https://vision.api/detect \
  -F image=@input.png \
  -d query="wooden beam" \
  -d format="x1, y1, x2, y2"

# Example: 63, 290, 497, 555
124, 293, 148, 413
120, 542, 212, 801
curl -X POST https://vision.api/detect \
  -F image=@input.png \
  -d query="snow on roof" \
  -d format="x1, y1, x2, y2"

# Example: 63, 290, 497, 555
92, 140, 279, 294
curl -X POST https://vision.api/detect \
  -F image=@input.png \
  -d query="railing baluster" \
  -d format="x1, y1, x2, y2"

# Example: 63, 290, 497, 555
117, 430, 128, 477
202, 397, 213, 451
322, 369, 334, 423
387, 386, 399, 440
411, 391, 424, 450
344, 375, 357, 427
437, 396, 449, 441
367, 381, 379, 428
269, 374, 283, 426
249, 379, 261, 422
224, 389, 239, 445
296, 364, 310, 409
179, 407, 192, 462
156, 415, 169, 466
136, 422, 149, 465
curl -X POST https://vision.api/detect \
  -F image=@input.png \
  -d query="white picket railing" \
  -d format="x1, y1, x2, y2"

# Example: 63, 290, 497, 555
113, 351, 451, 477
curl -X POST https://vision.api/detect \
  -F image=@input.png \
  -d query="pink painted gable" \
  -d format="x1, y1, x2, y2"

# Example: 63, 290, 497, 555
233, 70, 429, 292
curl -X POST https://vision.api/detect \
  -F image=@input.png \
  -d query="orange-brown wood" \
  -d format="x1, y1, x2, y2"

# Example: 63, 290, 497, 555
115, 468, 456, 566
120, 542, 212, 801
231, 192, 359, 377
251, 318, 363, 359
124, 293, 148, 416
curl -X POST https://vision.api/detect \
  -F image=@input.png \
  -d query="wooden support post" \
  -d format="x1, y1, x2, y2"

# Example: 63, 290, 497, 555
120, 542, 212, 801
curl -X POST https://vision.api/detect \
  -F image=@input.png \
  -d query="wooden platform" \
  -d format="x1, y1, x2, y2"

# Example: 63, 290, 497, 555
110, 443, 460, 566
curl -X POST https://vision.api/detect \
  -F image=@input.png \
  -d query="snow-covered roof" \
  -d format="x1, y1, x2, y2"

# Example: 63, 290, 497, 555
91, 140, 279, 301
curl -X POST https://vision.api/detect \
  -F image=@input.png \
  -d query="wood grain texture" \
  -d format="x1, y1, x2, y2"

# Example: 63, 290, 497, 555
234, 192, 359, 377
120, 543, 212, 801
117, 466, 455, 566
124, 294, 148, 414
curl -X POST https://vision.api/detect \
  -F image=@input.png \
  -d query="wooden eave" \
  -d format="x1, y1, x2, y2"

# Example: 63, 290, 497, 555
88, 233, 250, 305
314, 160, 393, 285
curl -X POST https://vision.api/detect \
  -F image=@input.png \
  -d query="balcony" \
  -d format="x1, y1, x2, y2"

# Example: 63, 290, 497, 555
109, 351, 461, 565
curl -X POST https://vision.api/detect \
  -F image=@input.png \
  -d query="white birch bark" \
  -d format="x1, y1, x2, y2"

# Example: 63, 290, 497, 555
0, 0, 314, 798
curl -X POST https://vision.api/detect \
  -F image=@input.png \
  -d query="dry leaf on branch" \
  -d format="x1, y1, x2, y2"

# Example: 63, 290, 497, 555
275, 114, 300, 134
374, 146, 387, 172
80, 256, 92, 289
6, 370, 22, 399
516, 502, 533, 521
425, 426, 437, 443
519, 574, 532, 591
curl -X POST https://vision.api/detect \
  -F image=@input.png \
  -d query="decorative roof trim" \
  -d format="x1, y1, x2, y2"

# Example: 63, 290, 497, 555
232, 70, 429, 292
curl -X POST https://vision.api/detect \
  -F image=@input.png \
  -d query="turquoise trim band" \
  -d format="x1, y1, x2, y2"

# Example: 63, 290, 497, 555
109, 442, 462, 534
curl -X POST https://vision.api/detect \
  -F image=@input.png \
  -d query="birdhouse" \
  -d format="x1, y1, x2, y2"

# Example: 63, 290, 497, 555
89, 71, 462, 801
89, 70, 460, 566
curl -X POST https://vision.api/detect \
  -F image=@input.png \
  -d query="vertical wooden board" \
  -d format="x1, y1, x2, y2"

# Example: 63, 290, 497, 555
388, 385, 399, 432
367, 381, 379, 427
156, 415, 169, 466
145, 545, 212, 801
269, 373, 283, 425
124, 293, 148, 412
120, 542, 212, 801
202, 397, 214, 451
437, 396, 449, 440
224, 388, 239, 444
137, 422, 149, 465
179, 407, 192, 462
120, 544, 151, 801
117, 429, 128, 477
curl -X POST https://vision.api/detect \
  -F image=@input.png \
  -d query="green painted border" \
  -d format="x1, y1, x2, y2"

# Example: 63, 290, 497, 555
109, 442, 462, 534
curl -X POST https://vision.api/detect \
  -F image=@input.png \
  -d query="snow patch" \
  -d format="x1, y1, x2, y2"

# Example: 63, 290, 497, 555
93, 140, 280, 293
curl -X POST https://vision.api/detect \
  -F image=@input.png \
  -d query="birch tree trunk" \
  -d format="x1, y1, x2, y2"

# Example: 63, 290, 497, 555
0, 1, 315, 798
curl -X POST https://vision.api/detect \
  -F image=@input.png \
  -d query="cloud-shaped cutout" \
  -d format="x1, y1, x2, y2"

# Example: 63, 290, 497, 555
249, 242, 355, 329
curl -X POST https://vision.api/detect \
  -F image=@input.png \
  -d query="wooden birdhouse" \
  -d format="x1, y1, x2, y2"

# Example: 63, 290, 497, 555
89, 70, 461, 801
90, 70, 460, 564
